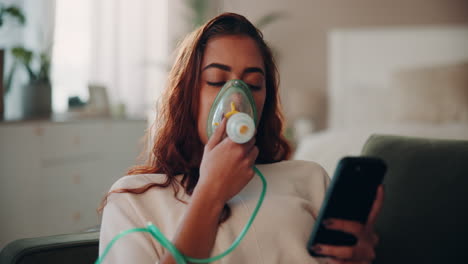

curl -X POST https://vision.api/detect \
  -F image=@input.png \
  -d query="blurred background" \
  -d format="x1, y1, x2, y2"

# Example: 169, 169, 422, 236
0, 0, 467, 249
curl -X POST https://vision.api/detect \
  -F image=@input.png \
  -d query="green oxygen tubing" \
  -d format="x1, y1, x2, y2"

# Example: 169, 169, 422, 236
95, 166, 266, 264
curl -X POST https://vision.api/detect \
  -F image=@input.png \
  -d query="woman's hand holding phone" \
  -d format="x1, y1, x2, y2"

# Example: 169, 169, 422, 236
310, 185, 385, 264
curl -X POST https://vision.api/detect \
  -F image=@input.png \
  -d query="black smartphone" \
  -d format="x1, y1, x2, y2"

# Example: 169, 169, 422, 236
307, 156, 387, 257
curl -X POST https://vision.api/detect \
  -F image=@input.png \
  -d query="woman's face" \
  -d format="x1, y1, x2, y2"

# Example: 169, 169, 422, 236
197, 34, 267, 144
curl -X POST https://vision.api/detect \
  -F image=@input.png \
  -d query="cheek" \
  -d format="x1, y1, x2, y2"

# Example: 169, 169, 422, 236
197, 88, 216, 144
254, 91, 267, 121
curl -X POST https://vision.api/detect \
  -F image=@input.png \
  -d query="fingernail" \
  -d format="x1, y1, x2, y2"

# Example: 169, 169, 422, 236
312, 245, 322, 252
323, 219, 334, 227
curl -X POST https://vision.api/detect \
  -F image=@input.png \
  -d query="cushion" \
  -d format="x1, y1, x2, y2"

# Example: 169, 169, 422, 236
361, 135, 468, 264
390, 62, 468, 123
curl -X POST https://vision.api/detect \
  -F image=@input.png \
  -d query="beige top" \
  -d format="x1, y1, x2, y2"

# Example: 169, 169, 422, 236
99, 160, 330, 263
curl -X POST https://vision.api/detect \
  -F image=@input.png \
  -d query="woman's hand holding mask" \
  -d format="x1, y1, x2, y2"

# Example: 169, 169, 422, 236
196, 117, 259, 205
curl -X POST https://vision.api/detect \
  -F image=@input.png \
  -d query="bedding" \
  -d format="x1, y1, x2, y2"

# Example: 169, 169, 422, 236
293, 123, 468, 176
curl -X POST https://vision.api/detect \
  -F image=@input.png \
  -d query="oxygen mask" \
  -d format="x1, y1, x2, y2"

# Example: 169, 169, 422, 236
206, 79, 257, 144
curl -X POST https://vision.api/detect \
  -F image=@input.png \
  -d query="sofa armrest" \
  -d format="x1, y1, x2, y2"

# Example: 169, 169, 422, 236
0, 231, 99, 264
362, 134, 468, 264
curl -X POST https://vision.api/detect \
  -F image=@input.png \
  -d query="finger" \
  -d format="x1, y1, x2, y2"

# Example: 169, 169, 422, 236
205, 117, 227, 150
241, 136, 256, 153
311, 244, 374, 261
367, 184, 385, 228
246, 146, 259, 166
323, 218, 364, 236
325, 259, 367, 264
223, 134, 256, 155
218, 131, 256, 157
370, 233, 379, 246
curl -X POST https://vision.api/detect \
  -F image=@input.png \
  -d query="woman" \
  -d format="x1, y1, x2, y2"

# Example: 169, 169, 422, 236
99, 12, 383, 264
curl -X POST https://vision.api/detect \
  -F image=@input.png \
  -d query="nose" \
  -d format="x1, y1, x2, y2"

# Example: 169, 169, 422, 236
231, 93, 243, 108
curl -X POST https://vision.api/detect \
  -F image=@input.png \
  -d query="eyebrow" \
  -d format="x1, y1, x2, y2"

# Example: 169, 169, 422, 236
202, 63, 264, 76
244, 67, 264, 75
202, 63, 230, 72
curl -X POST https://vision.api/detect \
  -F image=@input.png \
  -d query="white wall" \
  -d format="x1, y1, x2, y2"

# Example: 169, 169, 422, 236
328, 26, 468, 128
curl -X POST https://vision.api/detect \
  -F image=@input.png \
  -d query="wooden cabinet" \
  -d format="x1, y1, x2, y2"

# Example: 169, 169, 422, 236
0, 119, 147, 248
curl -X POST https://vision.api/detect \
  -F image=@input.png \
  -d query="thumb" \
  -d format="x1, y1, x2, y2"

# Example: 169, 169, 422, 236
367, 184, 385, 228
205, 117, 227, 150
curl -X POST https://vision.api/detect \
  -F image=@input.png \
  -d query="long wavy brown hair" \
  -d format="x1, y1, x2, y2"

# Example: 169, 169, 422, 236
98, 12, 291, 223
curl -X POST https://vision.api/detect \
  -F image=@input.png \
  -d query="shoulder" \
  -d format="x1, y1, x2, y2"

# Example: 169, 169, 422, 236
100, 174, 172, 261
256, 159, 329, 182
103, 173, 189, 218
255, 160, 330, 203
108, 173, 169, 192
105, 173, 188, 207
101, 173, 186, 233
261, 159, 326, 171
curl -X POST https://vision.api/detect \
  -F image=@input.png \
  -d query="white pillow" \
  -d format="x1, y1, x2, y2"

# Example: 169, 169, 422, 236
389, 63, 468, 123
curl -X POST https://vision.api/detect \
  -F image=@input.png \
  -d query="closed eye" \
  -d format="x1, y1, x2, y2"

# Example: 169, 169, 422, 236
206, 81, 225, 87
248, 84, 261, 91
207, 81, 261, 91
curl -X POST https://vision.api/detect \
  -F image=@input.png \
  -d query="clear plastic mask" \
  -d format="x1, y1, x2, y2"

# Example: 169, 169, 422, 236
206, 79, 257, 143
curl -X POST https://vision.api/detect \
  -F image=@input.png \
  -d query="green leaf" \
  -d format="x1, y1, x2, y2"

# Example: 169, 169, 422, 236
11, 46, 37, 80
4, 6, 26, 25
12, 46, 32, 65
4, 60, 17, 94
0, 5, 26, 27
38, 52, 51, 81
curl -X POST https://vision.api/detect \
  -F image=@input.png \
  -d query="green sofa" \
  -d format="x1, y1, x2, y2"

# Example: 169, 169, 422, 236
362, 134, 468, 263
1, 134, 467, 263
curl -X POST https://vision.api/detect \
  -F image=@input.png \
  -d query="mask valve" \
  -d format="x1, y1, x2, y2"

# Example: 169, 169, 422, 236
227, 112, 255, 144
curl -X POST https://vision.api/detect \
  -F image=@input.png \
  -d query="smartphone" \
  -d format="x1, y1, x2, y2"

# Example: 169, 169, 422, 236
307, 156, 387, 257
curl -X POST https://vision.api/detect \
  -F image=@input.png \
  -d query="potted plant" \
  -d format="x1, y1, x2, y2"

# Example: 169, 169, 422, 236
5, 45, 52, 119
0, 4, 25, 120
